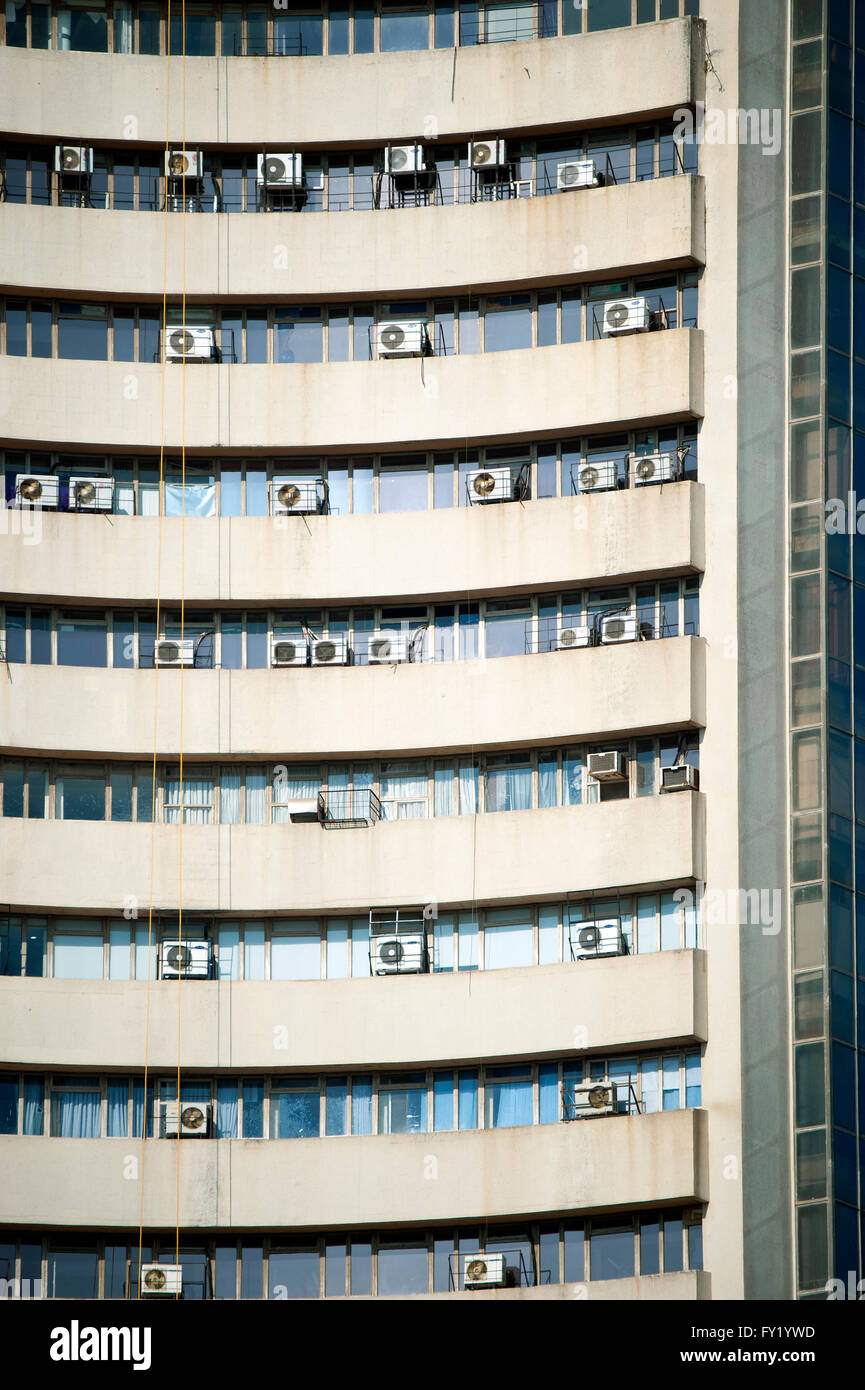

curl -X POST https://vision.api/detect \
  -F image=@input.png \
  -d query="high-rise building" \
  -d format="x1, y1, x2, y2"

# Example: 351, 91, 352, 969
0, 0, 860, 1306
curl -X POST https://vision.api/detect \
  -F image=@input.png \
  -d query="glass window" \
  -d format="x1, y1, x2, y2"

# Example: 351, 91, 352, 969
484, 296, 532, 352
271, 1086, 320, 1139
57, 772, 105, 821
57, 614, 107, 667
484, 913, 533, 969
377, 1242, 428, 1295
270, 930, 320, 981
57, 303, 108, 361
380, 8, 429, 51
47, 1248, 99, 1298
379, 462, 428, 513
53, 930, 104, 980
378, 1076, 428, 1134
268, 1247, 319, 1299
275, 308, 323, 364
590, 1218, 634, 1279
485, 1066, 532, 1127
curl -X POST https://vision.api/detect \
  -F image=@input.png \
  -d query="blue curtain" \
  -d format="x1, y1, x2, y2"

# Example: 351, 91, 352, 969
538, 754, 558, 807
458, 1070, 478, 1129
685, 1053, 702, 1107
351, 1078, 372, 1135
0, 1077, 18, 1134
55, 1091, 101, 1137
132, 1080, 153, 1138
538, 1064, 559, 1124
164, 482, 216, 517
23, 1078, 44, 1134
487, 1079, 532, 1128
107, 1080, 128, 1136
433, 1073, 454, 1131
217, 1082, 239, 1138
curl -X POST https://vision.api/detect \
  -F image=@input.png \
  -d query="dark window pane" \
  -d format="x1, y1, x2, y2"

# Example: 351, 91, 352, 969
792, 112, 823, 195
795, 1042, 826, 1127
587, 0, 631, 31
377, 1244, 428, 1295
268, 1248, 318, 1299
590, 1219, 634, 1280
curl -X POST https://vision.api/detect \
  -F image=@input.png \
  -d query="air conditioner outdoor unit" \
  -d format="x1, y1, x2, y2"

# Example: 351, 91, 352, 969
557, 158, 600, 190
257, 152, 303, 187
631, 452, 677, 486
385, 144, 424, 175
68, 475, 114, 512
55, 145, 94, 175
160, 940, 210, 979
310, 635, 350, 666
569, 1081, 619, 1117
165, 149, 202, 180
587, 750, 627, 782
577, 460, 619, 493
141, 1265, 182, 1297
662, 764, 700, 792
603, 297, 651, 336
376, 321, 429, 357
15, 475, 60, 509
153, 637, 195, 667
599, 613, 641, 645
571, 919, 628, 960
373, 934, 426, 975
270, 479, 321, 516
162, 326, 215, 362
470, 139, 507, 169
288, 797, 322, 824
466, 466, 527, 504
271, 636, 308, 667
368, 632, 412, 664
462, 1253, 508, 1289
556, 622, 593, 651
161, 1100, 212, 1139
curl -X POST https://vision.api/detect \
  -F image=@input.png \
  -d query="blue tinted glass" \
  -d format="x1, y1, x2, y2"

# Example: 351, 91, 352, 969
329, 9, 350, 52
275, 1092, 319, 1138
828, 267, 852, 353
830, 970, 855, 1042
4, 611, 26, 664
833, 1201, 858, 1281
539, 1064, 559, 1123
829, 728, 853, 815
275, 310, 323, 364
458, 1069, 478, 1128
832, 1041, 856, 1128
563, 1225, 584, 1281
57, 306, 108, 361
380, 9, 428, 51
354, 7, 374, 50
378, 1245, 428, 1295
829, 350, 852, 420
795, 1042, 826, 1127
48, 1249, 99, 1299
57, 620, 107, 667
0, 1078, 18, 1134
484, 302, 532, 352
5, 304, 27, 355
1, 922, 22, 976
830, 0, 851, 43
590, 1219, 635, 1279
829, 39, 853, 114
268, 1248, 318, 1298
242, 1082, 263, 1138
435, 3, 454, 45
640, 1217, 660, 1274
325, 1078, 347, 1136
5, 3, 26, 44
663, 1214, 683, 1272
688, 1223, 703, 1270
828, 196, 851, 268
587, 0, 631, 31
829, 813, 853, 885
829, 112, 852, 199
433, 1072, 454, 1131
830, 885, 854, 972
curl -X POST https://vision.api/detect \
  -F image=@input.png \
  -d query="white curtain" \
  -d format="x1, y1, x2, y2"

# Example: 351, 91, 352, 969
485, 764, 532, 812
433, 914, 454, 971
113, 2, 133, 51
380, 763, 427, 820
484, 920, 533, 970
244, 924, 265, 980
138, 484, 160, 516
538, 756, 558, 807
183, 778, 212, 825
351, 919, 371, 979
246, 771, 266, 825
271, 931, 321, 981
326, 921, 348, 979
273, 767, 320, 823
220, 770, 242, 825
108, 926, 131, 980
434, 764, 455, 817
114, 482, 135, 515
458, 760, 478, 814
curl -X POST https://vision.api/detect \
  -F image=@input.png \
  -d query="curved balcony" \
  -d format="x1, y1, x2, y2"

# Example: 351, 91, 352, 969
0, 483, 704, 607
0, 1108, 708, 1230
0, 177, 705, 300
0, 793, 706, 915
1, 637, 706, 759
0, 949, 707, 1071
0, 330, 703, 452
0, 20, 703, 148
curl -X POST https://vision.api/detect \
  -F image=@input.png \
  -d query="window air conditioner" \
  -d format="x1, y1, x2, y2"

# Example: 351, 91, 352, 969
257, 152, 303, 187
153, 637, 196, 667
311, 635, 350, 666
556, 622, 593, 651
466, 465, 527, 504
385, 144, 424, 175
161, 1100, 212, 1139
557, 158, 600, 190
165, 149, 202, 180
376, 321, 429, 357
662, 764, 699, 792
373, 934, 427, 975
462, 1253, 508, 1289
631, 452, 677, 486
568, 1082, 619, 1117
598, 613, 642, 645
15, 475, 60, 509
603, 297, 651, 336
367, 632, 412, 664
470, 139, 507, 169
160, 940, 211, 979
577, 460, 619, 493
162, 326, 215, 362
269, 479, 321, 516
587, 750, 627, 781
68, 476, 114, 512
288, 797, 322, 824
55, 145, 94, 175
571, 919, 628, 960
271, 637, 308, 667
141, 1265, 182, 1297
